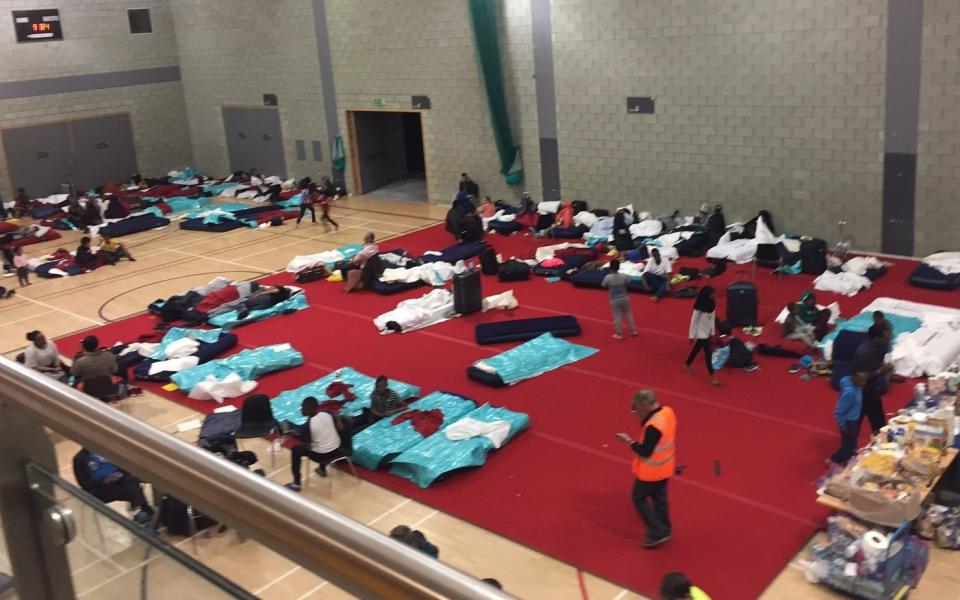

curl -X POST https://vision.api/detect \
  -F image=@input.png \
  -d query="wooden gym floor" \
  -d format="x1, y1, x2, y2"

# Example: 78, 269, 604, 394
0, 195, 957, 599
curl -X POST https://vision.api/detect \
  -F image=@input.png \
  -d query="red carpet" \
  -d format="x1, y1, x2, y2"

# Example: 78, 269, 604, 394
57, 225, 960, 599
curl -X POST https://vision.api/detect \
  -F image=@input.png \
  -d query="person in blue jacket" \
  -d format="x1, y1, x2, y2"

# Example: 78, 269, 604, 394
73, 448, 154, 524
830, 371, 868, 465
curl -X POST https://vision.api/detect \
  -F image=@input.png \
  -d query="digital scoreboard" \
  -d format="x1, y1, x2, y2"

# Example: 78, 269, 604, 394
12, 9, 63, 43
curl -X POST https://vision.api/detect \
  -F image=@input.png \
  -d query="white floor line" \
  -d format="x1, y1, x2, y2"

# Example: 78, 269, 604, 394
15, 294, 103, 326
410, 510, 437, 529
366, 498, 411, 527
252, 565, 302, 595
234, 223, 369, 261
295, 581, 329, 600
71, 530, 127, 575
0, 309, 54, 328
611, 589, 629, 600
164, 248, 271, 273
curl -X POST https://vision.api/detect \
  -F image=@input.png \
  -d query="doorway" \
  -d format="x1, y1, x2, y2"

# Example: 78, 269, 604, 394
347, 110, 427, 202
222, 107, 287, 178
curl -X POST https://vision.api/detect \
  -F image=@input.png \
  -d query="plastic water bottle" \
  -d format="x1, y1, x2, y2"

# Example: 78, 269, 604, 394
913, 383, 927, 405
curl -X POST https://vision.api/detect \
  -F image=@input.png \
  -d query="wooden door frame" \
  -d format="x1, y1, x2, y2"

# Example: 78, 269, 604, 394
344, 108, 429, 201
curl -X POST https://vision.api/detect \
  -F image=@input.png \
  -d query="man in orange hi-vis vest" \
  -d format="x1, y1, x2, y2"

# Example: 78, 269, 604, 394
615, 389, 676, 548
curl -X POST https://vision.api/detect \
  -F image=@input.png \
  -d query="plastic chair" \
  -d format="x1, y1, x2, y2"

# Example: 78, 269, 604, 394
235, 394, 278, 466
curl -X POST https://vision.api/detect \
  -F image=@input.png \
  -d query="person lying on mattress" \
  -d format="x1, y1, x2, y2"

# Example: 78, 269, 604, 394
342, 232, 379, 292
369, 375, 405, 421
285, 397, 349, 491
209, 285, 292, 319
796, 291, 831, 340
99, 234, 136, 264
479, 196, 496, 219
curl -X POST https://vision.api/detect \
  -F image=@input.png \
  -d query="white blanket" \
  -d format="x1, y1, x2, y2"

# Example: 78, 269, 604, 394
380, 261, 465, 286
537, 200, 560, 214
286, 250, 345, 273
814, 271, 872, 296
858, 298, 960, 377
164, 338, 200, 359
923, 252, 960, 275
842, 256, 887, 276
148, 356, 199, 376
482, 290, 518, 312
188, 372, 257, 403
443, 418, 511, 448
573, 210, 598, 228
629, 219, 664, 239
373, 289, 455, 334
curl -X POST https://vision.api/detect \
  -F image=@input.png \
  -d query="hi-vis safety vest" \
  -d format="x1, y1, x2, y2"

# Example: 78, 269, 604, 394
632, 406, 677, 481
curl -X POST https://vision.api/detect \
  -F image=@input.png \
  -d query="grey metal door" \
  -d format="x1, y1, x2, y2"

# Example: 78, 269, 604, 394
2, 121, 72, 197
69, 114, 138, 189
222, 107, 287, 178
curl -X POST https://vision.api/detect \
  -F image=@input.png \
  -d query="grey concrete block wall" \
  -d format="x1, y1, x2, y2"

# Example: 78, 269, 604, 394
326, 0, 534, 204
551, 0, 888, 250
170, 0, 328, 180
916, 0, 960, 257
0, 0, 190, 198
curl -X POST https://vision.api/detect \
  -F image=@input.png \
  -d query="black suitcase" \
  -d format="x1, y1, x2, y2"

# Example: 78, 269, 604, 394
295, 266, 329, 283
497, 259, 531, 282
726, 275, 758, 326
800, 238, 827, 275
479, 247, 499, 275
453, 270, 482, 315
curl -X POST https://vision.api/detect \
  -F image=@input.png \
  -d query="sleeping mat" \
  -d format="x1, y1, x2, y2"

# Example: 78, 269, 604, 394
134, 330, 239, 382
97, 213, 170, 238
467, 333, 598, 386
270, 367, 421, 424
351, 391, 477, 470
390, 403, 530, 488
170, 344, 303, 394
206, 292, 308, 330
820, 311, 922, 358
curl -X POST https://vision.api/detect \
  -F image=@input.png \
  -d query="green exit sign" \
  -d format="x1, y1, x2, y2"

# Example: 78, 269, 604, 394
373, 97, 385, 107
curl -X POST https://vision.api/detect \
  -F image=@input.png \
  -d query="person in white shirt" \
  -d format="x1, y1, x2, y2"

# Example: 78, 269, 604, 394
640, 248, 672, 303
286, 397, 345, 491
23, 330, 65, 380
685, 286, 719, 385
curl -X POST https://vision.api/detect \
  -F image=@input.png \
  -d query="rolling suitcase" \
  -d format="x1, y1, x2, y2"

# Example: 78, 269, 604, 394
497, 259, 531, 282
479, 247, 499, 275
800, 238, 827, 275
453, 269, 482, 315
726, 273, 758, 327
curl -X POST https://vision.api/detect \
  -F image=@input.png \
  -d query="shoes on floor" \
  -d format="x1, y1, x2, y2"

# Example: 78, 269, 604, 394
788, 364, 802, 374
284, 483, 302, 492
631, 330, 638, 337
642, 535, 671, 548
742, 363, 760, 373
314, 466, 327, 477
612, 334, 622, 340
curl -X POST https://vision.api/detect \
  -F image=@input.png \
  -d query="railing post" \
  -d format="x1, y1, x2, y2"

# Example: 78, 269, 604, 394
0, 403, 75, 599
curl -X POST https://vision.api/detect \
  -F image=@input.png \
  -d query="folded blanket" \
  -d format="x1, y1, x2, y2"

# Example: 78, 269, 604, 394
472, 333, 598, 385
171, 344, 304, 401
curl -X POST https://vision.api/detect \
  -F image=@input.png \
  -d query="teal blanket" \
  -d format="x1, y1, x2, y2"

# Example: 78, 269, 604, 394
820, 311, 922, 352
391, 404, 529, 488
207, 293, 308, 330
352, 392, 476, 470
149, 327, 223, 360
171, 344, 303, 392
475, 333, 598, 384
271, 367, 421, 423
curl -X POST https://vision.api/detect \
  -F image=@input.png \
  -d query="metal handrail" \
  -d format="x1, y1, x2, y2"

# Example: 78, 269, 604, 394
0, 357, 511, 599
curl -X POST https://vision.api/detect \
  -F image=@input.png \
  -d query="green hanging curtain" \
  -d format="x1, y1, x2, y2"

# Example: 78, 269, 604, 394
331, 135, 346, 173
468, 0, 523, 185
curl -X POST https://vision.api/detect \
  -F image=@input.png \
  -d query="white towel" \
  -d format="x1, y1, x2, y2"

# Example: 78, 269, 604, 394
149, 356, 199, 376
164, 338, 200, 359
443, 418, 511, 448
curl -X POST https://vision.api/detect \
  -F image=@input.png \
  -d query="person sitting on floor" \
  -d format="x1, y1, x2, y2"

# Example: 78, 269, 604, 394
75, 236, 101, 271
458, 172, 479, 199
81, 196, 102, 230
782, 303, 817, 349
389, 525, 439, 558
554, 198, 574, 229
445, 203, 463, 242
640, 248, 672, 303
13, 187, 32, 218
458, 207, 484, 243
370, 375, 405, 421
660, 572, 711, 600
285, 397, 347, 491
692, 202, 712, 226
796, 290, 831, 340
343, 232, 379, 292
478, 196, 496, 219
613, 208, 634, 251
99, 234, 136, 264
71, 335, 118, 390
73, 448, 155, 525
24, 330, 66, 380
518, 192, 535, 215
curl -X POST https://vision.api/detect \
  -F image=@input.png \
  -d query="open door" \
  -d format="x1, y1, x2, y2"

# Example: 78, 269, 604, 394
346, 110, 427, 202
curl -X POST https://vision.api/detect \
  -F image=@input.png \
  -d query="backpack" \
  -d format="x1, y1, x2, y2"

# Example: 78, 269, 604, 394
160, 496, 217, 536
726, 337, 754, 368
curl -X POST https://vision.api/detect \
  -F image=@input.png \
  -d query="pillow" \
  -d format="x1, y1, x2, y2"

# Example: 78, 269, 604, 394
537, 201, 560, 214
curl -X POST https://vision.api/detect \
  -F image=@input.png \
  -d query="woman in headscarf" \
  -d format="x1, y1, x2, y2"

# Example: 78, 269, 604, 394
613, 208, 633, 251
685, 286, 720, 385
795, 291, 831, 340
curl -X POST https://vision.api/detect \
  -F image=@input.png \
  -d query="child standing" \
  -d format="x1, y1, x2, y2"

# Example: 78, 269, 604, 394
831, 371, 867, 465
601, 260, 637, 339
13, 246, 29, 286
295, 182, 316, 227
318, 186, 339, 231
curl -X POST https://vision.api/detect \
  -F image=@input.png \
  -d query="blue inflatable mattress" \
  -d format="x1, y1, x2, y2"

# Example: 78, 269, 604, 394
569, 269, 651, 293
475, 316, 581, 345
371, 280, 426, 295
390, 403, 530, 488
908, 263, 960, 291
351, 391, 476, 470
98, 213, 171, 238
134, 331, 239, 382
419, 242, 487, 264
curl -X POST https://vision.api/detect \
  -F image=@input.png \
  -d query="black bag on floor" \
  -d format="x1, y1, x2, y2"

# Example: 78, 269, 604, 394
160, 496, 217, 536
497, 259, 531, 282
725, 337, 754, 368
295, 266, 330, 283
726, 274, 758, 326
800, 238, 827, 275
702, 258, 727, 278
536, 213, 555, 230
479, 247, 499, 275
453, 270, 482, 315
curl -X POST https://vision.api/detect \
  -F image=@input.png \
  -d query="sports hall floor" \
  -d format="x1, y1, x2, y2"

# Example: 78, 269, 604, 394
1, 195, 958, 599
